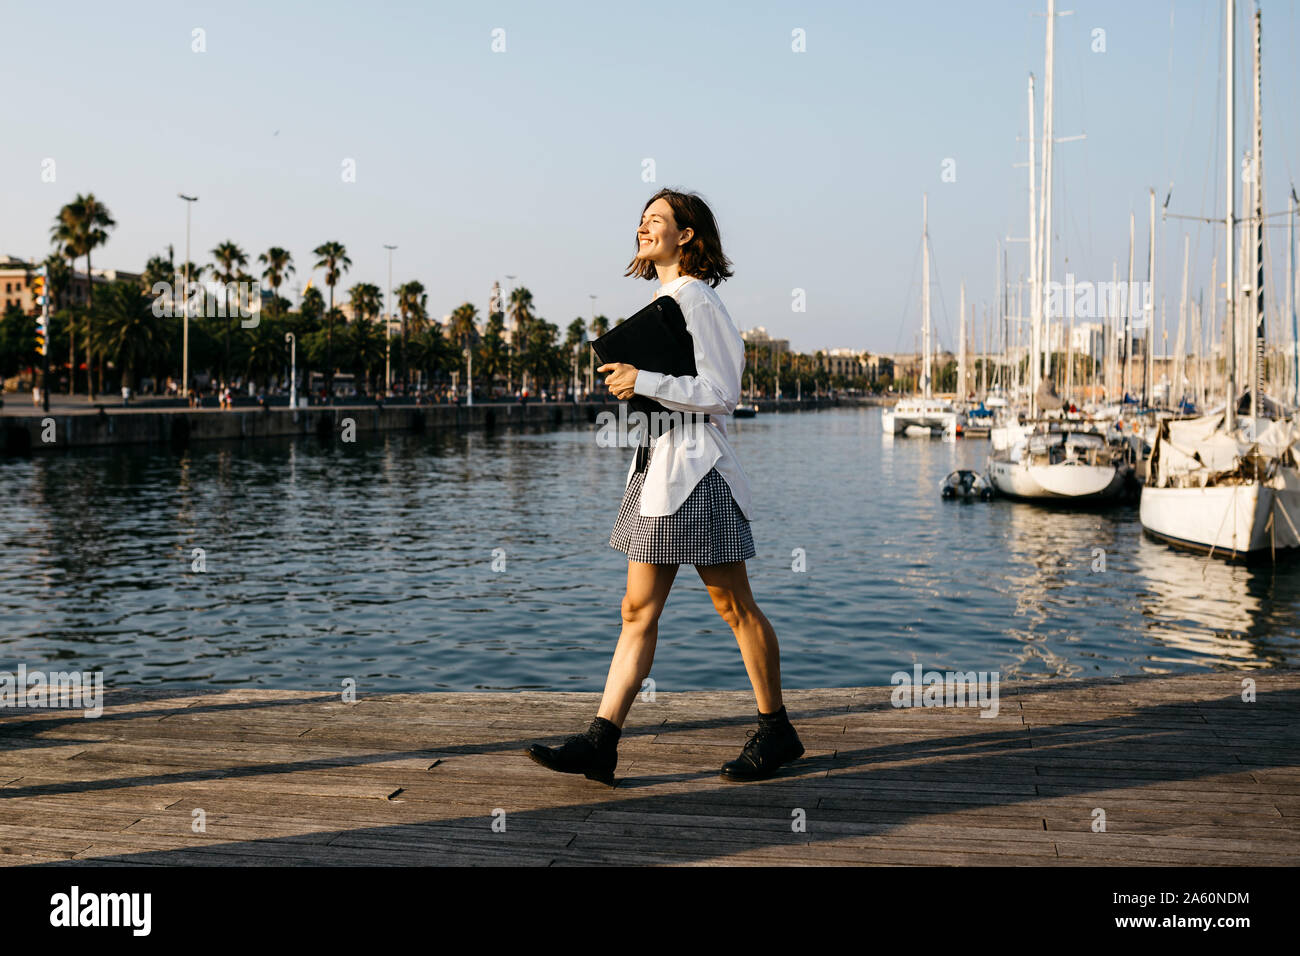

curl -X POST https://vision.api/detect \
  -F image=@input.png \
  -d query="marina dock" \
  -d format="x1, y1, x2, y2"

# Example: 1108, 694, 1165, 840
2, 670, 1297, 866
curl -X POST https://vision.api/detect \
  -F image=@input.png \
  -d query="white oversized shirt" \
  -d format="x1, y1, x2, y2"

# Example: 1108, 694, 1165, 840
627, 274, 754, 520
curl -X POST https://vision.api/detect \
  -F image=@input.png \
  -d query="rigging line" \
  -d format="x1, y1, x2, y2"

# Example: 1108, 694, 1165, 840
1072, 18, 1095, 274
1185, 0, 1213, 274
1270, 0, 1295, 194
1194, 0, 1226, 318
892, 233, 924, 355
1057, 13, 1092, 268
1161, 0, 1176, 198
1058, 143, 1086, 284
927, 245, 954, 355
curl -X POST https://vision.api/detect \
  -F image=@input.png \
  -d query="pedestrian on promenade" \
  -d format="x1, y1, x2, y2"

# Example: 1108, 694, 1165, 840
527, 187, 802, 786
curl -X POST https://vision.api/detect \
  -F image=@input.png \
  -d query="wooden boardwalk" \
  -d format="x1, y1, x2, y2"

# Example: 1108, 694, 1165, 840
2, 671, 1298, 866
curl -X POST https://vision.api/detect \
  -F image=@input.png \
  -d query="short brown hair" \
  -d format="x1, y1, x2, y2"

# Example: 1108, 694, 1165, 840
624, 188, 734, 288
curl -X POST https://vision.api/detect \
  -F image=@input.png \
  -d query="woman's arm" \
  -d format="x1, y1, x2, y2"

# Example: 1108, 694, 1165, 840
631, 290, 742, 416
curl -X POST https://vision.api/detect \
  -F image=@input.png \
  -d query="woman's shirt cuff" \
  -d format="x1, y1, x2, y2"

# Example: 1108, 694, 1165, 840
634, 369, 665, 397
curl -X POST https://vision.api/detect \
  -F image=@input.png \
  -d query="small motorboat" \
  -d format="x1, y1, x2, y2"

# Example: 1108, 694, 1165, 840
733, 403, 758, 418
941, 469, 993, 500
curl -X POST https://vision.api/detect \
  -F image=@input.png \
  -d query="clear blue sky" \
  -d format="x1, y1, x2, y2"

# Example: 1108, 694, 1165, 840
3, 0, 1298, 353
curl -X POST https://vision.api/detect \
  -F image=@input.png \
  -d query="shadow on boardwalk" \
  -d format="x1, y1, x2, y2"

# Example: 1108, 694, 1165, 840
2, 672, 1297, 865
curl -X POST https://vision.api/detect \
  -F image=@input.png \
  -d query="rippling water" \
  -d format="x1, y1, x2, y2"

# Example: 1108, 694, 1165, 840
2, 405, 1298, 692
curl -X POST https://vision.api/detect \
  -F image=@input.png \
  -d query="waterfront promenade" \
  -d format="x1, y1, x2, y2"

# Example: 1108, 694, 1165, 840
2, 671, 1296, 866
0, 395, 857, 453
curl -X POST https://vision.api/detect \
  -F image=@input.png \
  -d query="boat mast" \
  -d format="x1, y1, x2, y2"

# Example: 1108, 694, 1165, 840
1125, 212, 1135, 401
1000, 241, 1008, 392
1225, 0, 1237, 432
992, 239, 999, 394
922, 192, 932, 399
1291, 187, 1298, 407
1109, 259, 1119, 401
1028, 73, 1039, 418
981, 305, 989, 398
1175, 233, 1190, 409
1040, 0, 1057, 391
1250, 3, 1264, 427
959, 280, 967, 400
1209, 256, 1217, 410
1146, 188, 1156, 408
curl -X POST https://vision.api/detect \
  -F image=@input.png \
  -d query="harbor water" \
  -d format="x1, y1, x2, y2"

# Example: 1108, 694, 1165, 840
2, 405, 1298, 692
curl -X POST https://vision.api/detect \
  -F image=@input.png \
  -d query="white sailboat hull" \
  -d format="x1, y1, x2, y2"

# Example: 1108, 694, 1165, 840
1140, 482, 1300, 555
987, 457, 1125, 500
882, 405, 957, 439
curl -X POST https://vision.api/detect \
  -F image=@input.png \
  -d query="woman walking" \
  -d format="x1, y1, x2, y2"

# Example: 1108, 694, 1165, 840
526, 187, 803, 785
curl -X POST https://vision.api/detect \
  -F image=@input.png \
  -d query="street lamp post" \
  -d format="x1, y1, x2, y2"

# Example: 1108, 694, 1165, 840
588, 294, 597, 397
572, 342, 581, 401
465, 345, 474, 406
285, 332, 296, 408
505, 274, 516, 395
384, 244, 396, 395
178, 193, 198, 402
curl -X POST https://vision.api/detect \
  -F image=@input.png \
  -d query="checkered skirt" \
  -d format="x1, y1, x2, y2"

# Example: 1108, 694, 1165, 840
609, 446, 755, 566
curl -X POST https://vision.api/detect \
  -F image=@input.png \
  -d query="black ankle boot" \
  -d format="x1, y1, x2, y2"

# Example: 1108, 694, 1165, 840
720, 713, 804, 781
526, 717, 620, 786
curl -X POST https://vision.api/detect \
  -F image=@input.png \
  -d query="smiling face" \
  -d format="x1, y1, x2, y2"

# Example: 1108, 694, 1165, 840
636, 197, 694, 266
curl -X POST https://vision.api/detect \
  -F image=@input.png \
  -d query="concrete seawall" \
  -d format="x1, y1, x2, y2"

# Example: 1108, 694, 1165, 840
0, 396, 846, 454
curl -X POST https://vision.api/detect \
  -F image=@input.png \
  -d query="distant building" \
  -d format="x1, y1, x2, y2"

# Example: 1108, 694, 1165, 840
864, 353, 894, 381
890, 351, 954, 376
0, 256, 37, 314
66, 267, 142, 308
742, 326, 789, 354
817, 348, 866, 377
1071, 322, 1105, 359
1, 256, 141, 313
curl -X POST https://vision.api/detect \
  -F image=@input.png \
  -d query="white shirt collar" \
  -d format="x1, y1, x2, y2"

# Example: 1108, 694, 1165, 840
654, 274, 697, 298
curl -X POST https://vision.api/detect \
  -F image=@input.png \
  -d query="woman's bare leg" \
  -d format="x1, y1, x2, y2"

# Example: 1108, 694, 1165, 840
596, 561, 679, 727
696, 561, 783, 713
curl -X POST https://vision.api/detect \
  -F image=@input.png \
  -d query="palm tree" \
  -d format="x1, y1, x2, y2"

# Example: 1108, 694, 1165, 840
348, 282, 383, 324
396, 280, 428, 388
299, 285, 325, 322
312, 241, 351, 400
48, 230, 82, 394
141, 254, 173, 293
397, 281, 428, 334
509, 287, 536, 393
244, 314, 286, 392
345, 283, 385, 394
479, 311, 509, 393
588, 314, 610, 395
91, 280, 168, 391
520, 317, 561, 395
288, 286, 325, 399
343, 314, 386, 394
447, 302, 479, 384
51, 194, 115, 398
210, 241, 248, 384
258, 248, 295, 317
406, 323, 453, 390
176, 261, 208, 320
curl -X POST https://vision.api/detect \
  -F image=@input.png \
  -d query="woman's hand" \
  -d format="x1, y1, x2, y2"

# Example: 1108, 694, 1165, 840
597, 363, 639, 400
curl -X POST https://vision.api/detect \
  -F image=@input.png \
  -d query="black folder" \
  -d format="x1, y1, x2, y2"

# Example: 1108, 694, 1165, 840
591, 293, 705, 466
591, 293, 698, 421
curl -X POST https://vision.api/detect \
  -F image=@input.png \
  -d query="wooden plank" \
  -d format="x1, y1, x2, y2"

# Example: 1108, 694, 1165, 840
0, 674, 1293, 865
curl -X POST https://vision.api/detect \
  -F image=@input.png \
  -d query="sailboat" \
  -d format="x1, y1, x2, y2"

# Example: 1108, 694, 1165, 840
882, 193, 958, 440
1140, 0, 1300, 558
986, 0, 1126, 503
